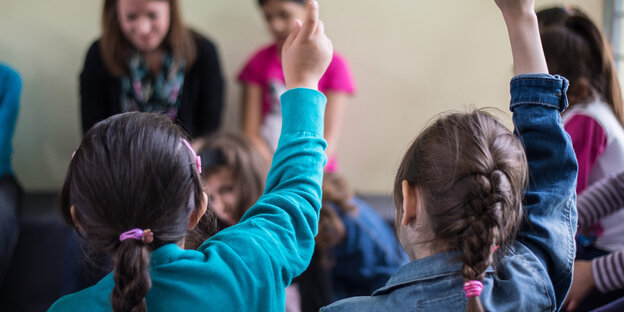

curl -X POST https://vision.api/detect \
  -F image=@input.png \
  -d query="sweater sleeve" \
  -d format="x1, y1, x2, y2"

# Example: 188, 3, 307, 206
564, 114, 607, 194
193, 37, 224, 137
80, 41, 112, 135
197, 88, 327, 311
592, 251, 624, 292
577, 172, 624, 227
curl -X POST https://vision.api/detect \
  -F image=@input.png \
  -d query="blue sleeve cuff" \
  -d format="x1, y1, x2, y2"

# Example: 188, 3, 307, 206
509, 74, 569, 113
280, 88, 327, 136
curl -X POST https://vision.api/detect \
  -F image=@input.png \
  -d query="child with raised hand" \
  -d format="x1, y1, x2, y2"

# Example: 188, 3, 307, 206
321, 0, 577, 311
48, 1, 332, 311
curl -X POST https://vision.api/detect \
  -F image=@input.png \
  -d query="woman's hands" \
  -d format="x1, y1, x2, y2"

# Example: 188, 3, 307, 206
281, 0, 333, 90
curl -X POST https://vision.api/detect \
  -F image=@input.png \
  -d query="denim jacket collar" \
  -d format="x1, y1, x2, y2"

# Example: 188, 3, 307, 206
373, 251, 495, 296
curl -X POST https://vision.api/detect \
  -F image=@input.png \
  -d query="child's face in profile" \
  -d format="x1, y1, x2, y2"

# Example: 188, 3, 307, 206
203, 167, 239, 226
261, 0, 307, 44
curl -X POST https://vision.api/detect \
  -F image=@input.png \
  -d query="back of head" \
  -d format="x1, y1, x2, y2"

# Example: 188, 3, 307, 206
60, 112, 204, 312
394, 111, 528, 312
540, 11, 624, 125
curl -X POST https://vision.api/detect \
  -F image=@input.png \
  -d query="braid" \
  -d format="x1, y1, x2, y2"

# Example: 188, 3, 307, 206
111, 241, 152, 312
394, 111, 527, 312
460, 171, 510, 312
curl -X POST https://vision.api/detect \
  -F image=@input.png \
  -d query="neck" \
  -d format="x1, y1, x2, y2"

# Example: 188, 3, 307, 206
142, 49, 165, 75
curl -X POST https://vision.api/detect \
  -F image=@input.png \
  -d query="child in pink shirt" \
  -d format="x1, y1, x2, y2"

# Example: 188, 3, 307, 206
239, 0, 355, 171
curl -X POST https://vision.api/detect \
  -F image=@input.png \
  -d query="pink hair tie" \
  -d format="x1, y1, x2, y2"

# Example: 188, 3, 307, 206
119, 228, 154, 244
463, 280, 483, 298
181, 139, 202, 174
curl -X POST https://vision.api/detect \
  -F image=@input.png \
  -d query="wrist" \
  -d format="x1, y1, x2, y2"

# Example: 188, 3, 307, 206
286, 81, 318, 90
503, 10, 538, 27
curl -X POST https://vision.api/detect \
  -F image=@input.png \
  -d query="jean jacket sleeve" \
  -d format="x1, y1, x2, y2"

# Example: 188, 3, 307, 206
510, 74, 578, 310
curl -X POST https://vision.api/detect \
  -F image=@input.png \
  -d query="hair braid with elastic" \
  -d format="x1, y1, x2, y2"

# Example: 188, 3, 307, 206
394, 111, 527, 312
111, 241, 152, 312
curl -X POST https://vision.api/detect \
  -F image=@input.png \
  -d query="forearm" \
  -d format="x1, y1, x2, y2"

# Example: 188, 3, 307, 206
592, 251, 624, 292
577, 172, 624, 227
237, 88, 327, 276
502, 10, 548, 75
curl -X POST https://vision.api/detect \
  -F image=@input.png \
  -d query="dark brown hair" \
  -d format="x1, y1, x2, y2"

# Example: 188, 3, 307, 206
539, 10, 624, 126
314, 172, 358, 268
60, 112, 207, 312
185, 132, 268, 249
393, 111, 528, 312
100, 0, 197, 76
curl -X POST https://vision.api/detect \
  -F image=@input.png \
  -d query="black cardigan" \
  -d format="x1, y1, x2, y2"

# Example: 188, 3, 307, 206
79, 33, 224, 138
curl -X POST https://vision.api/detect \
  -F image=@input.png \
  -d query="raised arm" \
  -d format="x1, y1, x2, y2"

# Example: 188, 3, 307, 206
197, 1, 333, 310
496, 0, 578, 309
495, 0, 548, 75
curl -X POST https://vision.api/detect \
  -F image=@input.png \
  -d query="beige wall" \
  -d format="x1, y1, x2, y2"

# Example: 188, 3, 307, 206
0, 0, 604, 193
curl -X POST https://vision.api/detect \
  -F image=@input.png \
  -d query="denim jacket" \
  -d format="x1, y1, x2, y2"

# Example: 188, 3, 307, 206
321, 74, 578, 312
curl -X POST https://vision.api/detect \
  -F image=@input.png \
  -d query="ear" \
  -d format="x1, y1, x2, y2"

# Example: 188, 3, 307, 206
70, 205, 85, 233
401, 180, 420, 226
188, 192, 209, 230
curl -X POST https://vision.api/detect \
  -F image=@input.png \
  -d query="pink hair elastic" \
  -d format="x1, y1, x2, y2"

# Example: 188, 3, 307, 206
181, 138, 202, 174
463, 280, 483, 298
119, 228, 154, 244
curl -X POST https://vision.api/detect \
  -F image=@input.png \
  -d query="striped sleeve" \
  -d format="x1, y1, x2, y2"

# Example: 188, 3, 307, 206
577, 172, 624, 228
592, 252, 624, 292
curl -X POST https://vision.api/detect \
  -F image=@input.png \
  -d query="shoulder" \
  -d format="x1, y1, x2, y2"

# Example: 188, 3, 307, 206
246, 43, 279, 64
328, 51, 350, 70
47, 277, 113, 311
321, 296, 384, 312
190, 31, 218, 55
84, 39, 103, 63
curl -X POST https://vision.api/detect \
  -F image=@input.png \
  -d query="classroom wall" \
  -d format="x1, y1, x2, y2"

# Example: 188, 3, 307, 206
0, 0, 604, 194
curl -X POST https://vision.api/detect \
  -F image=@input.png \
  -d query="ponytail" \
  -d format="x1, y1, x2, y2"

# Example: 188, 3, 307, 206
112, 241, 152, 312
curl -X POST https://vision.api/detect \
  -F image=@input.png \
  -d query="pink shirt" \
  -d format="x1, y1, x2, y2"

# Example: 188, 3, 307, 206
238, 43, 356, 161
565, 114, 607, 194
239, 43, 356, 118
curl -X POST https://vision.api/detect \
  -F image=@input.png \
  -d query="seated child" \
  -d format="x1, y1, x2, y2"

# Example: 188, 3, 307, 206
48, 1, 333, 311
322, 0, 578, 311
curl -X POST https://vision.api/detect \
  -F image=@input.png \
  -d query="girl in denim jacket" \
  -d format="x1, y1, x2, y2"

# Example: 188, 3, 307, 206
322, 0, 577, 311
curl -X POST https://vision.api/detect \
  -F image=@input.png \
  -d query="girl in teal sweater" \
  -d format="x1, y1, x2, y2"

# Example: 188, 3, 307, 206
48, 1, 332, 311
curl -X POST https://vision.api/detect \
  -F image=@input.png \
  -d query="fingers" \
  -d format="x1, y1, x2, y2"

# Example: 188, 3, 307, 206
283, 19, 303, 48
300, 0, 319, 39
315, 19, 325, 37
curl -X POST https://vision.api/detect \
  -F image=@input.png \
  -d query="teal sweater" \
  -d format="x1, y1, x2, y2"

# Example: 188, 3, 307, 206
48, 88, 327, 312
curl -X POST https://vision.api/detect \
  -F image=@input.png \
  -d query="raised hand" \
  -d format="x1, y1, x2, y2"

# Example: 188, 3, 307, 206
495, 0, 536, 19
494, 0, 548, 75
281, 0, 333, 90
